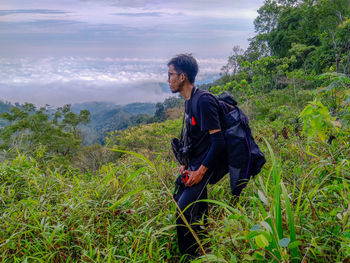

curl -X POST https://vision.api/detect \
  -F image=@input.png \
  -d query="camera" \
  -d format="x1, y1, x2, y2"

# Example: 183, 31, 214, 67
171, 138, 191, 166
179, 145, 191, 160
181, 171, 189, 183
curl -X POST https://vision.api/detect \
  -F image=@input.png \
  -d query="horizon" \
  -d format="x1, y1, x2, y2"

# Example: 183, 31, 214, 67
0, 56, 225, 107
0, 0, 264, 106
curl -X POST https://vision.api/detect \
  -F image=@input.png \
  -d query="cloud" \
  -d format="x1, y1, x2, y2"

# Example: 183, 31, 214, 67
0, 0, 263, 107
79, 0, 263, 12
0, 1, 263, 61
0, 81, 172, 107
0, 9, 69, 16
0, 56, 222, 106
0, 13, 254, 59
79, 0, 161, 8
112, 12, 164, 17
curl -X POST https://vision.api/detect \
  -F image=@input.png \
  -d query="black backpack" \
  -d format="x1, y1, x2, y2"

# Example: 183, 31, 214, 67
191, 90, 266, 196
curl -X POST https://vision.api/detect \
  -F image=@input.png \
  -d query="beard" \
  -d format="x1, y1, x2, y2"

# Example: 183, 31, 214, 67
170, 82, 184, 94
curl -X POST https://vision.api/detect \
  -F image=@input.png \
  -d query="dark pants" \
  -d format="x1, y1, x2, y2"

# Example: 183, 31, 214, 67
176, 169, 212, 257
175, 156, 229, 258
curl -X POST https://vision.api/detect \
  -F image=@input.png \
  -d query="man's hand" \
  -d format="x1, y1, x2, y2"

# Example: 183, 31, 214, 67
184, 165, 208, 187
179, 165, 187, 175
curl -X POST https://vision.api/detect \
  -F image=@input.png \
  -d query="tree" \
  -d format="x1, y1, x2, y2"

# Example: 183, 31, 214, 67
162, 96, 184, 110
244, 35, 271, 62
288, 43, 316, 70
336, 19, 350, 75
221, 46, 245, 76
0, 100, 13, 113
154, 103, 166, 122
268, 7, 304, 57
254, 0, 284, 34
0, 103, 90, 158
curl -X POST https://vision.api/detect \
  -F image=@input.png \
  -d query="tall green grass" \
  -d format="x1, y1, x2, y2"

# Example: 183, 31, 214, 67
1, 94, 349, 262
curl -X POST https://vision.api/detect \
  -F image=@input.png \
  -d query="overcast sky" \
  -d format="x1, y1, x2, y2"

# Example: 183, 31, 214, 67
0, 0, 264, 106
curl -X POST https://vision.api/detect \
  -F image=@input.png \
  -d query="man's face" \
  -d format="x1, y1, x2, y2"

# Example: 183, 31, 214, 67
168, 64, 183, 94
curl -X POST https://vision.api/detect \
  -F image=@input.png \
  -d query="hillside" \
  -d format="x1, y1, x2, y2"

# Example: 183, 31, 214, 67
1, 81, 349, 261
71, 102, 156, 145
0, 0, 349, 262
71, 99, 183, 145
71, 101, 156, 116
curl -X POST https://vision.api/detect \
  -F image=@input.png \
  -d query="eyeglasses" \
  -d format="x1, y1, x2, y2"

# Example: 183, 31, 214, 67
168, 72, 181, 80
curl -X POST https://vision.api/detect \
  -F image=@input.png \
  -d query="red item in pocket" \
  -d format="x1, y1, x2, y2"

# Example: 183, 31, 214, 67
191, 116, 196, 126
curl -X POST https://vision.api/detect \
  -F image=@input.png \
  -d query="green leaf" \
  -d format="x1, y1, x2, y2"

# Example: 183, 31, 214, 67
190, 199, 240, 215
107, 148, 156, 170
247, 231, 260, 240
243, 254, 255, 261
109, 186, 145, 210
255, 234, 269, 248
122, 167, 146, 188
289, 240, 302, 249
281, 182, 301, 261
261, 230, 272, 242
228, 214, 237, 220
279, 237, 290, 248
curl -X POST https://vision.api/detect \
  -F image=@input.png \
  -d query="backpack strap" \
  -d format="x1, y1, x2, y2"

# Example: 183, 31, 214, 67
181, 87, 197, 149
190, 89, 230, 130
189, 89, 221, 122
180, 110, 186, 144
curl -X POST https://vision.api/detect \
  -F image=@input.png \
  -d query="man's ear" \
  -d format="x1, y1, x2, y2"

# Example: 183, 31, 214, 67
180, 73, 186, 82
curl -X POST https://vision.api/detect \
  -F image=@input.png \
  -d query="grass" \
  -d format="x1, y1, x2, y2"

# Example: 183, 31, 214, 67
0, 88, 349, 262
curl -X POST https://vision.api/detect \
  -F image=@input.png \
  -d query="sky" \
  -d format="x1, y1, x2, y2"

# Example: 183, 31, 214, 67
0, 0, 264, 106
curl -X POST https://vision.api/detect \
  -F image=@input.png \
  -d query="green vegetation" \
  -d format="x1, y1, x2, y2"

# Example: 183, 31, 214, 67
1, 82, 348, 261
1, 0, 349, 262
0, 99, 184, 146
73, 98, 183, 145
71, 102, 155, 145
0, 103, 90, 168
0, 101, 13, 114
0, 100, 13, 129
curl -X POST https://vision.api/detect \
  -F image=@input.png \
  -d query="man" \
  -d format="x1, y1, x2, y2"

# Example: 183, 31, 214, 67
167, 54, 227, 258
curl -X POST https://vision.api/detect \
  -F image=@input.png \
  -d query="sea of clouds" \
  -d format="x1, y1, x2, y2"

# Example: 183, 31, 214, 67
0, 56, 226, 107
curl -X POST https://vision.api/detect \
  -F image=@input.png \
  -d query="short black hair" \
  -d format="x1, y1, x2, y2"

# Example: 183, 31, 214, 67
167, 54, 198, 84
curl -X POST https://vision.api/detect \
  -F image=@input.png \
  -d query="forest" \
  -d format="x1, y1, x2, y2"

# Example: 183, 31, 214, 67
0, 0, 349, 262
